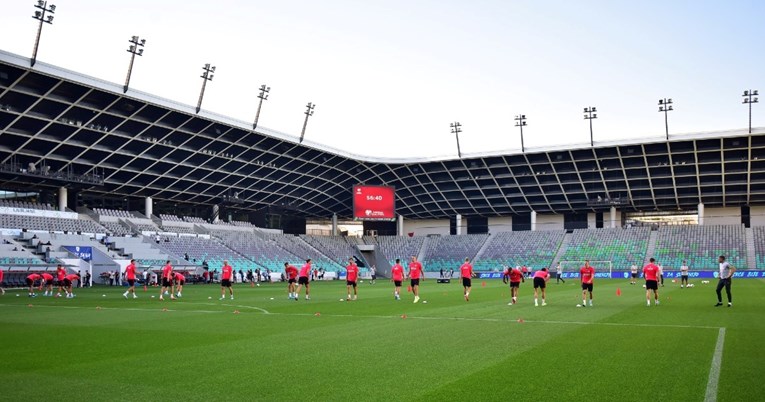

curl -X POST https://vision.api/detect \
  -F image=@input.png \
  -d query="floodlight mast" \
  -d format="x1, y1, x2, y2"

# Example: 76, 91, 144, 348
299, 102, 315, 143
450, 122, 463, 158
658, 98, 673, 140
123, 35, 146, 93
196, 63, 216, 114
30, 0, 56, 67
583, 107, 597, 146
515, 114, 527, 152
253, 84, 270, 130
743, 90, 759, 134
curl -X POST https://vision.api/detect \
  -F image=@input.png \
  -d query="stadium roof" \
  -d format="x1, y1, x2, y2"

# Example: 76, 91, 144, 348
1, 50, 765, 220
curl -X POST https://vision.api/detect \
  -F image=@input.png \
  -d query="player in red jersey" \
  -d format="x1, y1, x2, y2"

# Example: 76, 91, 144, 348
460, 258, 474, 301
521, 265, 529, 279
284, 262, 299, 300
0, 267, 4, 295
174, 272, 186, 298
580, 260, 595, 307
41, 272, 54, 296
390, 258, 405, 300
219, 260, 234, 300
26, 273, 42, 297
345, 258, 359, 301
532, 268, 550, 306
159, 260, 175, 301
642, 258, 660, 306
503, 265, 525, 305
295, 259, 312, 301
63, 274, 79, 298
123, 259, 138, 299
408, 256, 425, 303
55, 264, 66, 297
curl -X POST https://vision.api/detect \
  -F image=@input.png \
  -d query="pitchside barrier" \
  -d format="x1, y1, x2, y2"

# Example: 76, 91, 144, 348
477, 271, 765, 279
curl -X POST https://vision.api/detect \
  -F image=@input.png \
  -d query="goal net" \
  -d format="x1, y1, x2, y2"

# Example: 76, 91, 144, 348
558, 261, 613, 276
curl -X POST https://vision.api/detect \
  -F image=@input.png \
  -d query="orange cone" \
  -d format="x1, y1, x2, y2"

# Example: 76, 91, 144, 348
517, 318, 524, 323
481, 281, 487, 287
616, 288, 622, 296
401, 314, 407, 319
314, 312, 321, 317
407, 285, 412, 293
233, 310, 240, 314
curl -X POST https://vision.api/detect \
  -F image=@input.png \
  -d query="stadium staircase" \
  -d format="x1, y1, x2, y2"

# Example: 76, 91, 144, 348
473, 233, 495, 262
550, 232, 572, 268
644, 230, 658, 265
418, 236, 434, 262
745, 227, 756, 269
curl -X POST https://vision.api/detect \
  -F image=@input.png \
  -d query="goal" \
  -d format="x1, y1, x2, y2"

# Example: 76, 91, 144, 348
558, 261, 613, 276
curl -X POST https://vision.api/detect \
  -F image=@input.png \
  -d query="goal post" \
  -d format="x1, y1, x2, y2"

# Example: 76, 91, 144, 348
559, 261, 613, 276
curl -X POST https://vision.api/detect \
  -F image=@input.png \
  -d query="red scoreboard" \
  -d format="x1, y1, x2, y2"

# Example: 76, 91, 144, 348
352, 185, 396, 221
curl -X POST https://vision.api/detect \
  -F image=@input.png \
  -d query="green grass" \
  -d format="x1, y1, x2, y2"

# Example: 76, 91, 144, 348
1, 278, 763, 401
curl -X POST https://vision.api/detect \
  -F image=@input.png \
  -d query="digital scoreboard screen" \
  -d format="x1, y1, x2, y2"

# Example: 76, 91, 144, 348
352, 185, 396, 221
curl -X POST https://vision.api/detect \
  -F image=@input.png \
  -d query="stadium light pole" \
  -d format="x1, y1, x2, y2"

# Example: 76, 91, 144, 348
450, 122, 463, 158
253, 84, 270, 130
658, 98, 673, 140
196, 63, 216, 114
583, 107, 597, 146
123, 35, 146, 93
30, 0, 56, 67
515, 114, 527, 153
743, 90, 759, 134
299, 102, 315, 143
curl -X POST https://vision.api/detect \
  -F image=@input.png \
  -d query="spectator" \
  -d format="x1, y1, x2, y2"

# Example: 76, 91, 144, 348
12, 247, 18, 251
109, 271, 115, 286
84, 271, 91, 287
184, 253, 189, 261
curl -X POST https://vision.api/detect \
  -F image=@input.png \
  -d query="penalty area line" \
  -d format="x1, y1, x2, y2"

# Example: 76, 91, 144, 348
704, 327, 726, 402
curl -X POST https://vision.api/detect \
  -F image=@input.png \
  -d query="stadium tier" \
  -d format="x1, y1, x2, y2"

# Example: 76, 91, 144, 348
421, 234, 489, 272
366, 235, 426, 266
0, 213, 107, 234
0, 200, 56, 211
153, 236, 258, 272
559, 227, 651, 270
753, 227, 765, 270
300, 235, 361, 265
653, 225, 747, 270
211, 230, 299, 271
473, 231, 566, 271
94, 208, 136, 218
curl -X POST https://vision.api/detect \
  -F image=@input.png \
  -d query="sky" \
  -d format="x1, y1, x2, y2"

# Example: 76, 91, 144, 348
1, 0, 763, 158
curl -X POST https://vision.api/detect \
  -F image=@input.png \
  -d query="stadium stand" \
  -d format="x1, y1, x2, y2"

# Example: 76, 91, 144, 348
473, 231, 565, 271
94, 208, 136, 218
421, 234, 489, 272
100, 221, 132, 236
267, 234, 341, 270
653, 225, 747, 270
366, 235, 426, 266
211, 230, 298, 271
0, 213, 107, 234
559, 227, 650, 270
154, 236, 259, 272
753, 227, 765, 270
0, 199, 56, 211
0, 235, 45, 265
183, 216, 208, 224
159, 214, 184, 222
300, 235, 362, 265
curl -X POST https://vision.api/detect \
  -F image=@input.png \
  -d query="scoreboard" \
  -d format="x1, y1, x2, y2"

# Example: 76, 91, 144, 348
352, 185, 396, 221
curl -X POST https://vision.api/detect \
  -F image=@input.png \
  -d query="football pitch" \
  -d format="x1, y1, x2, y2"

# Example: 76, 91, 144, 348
1, 278, 763, 402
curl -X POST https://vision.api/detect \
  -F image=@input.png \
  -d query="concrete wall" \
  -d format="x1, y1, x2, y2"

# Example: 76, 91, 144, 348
488, 217, 513, 233
704, 207, 741, 226
403, 219, 450, 235
588, 213, 597, 229
751, 206, 765, 227
536, 214, 564, 231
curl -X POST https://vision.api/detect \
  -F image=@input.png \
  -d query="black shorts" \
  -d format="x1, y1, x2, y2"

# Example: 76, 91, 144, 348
26, 278, 34, 287
127, 279, 136, 286
371, 275, 377, 280
288, 278, 296, 284
410, 279, 420, 287
346, 280, 357, 287
533, 277, 546, 289
221, 279, 232, 288
645, 280, 658, 290
581, 283, 593, 292
510, 281, 520, 288
394, 280, 402, 287
462, 278, 472, 287
177, 280, 185, 286
162, 278, 172, 287
63, 279, 72, 287
681, 274, 689, 279
298, 276, 309, 285
631, 273, 638, 278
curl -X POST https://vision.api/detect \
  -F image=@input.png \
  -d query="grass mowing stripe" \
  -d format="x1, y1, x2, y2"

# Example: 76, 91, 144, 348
704, 327, 726, 402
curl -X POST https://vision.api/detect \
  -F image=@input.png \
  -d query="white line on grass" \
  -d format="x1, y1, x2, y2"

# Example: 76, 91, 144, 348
704, 327, 726, 402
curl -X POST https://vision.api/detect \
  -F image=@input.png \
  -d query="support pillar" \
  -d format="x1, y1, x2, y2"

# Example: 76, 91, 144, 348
455, 214, 462, 235
531, 210, 537, 231
212, 204, 220, 223
145, 196, 153, 218
610, 206, 617, 228
58, 187, 67, 212
698, 203, 705, 226
331, 213, 338, 236
397, 215, 404, 236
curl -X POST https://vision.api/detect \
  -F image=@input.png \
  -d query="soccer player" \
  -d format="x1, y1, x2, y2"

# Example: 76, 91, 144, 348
123, 259, 138, 299
503, 265, 524, 305
533, 268, 550, 306
580, 260, 595, 307
345, 258, 359, 301
460, 257, 474, 301
0, 267, 4, 295
658, 264, 665, 287
408, 256, 425, 303
369, 265, 377, 285
174, 272, 186, 298
643, 258, 660, 306
295, 259, 312, 301
714, 255, 735, 307
284, 262, 298, 299
391, 258, 404, 300
63, 273, 79, 298
630, 264, 638, 285
41, 272, 54, 296
159, 260, 175, 301
679, 260, 690, 288
521, 265, 529, 279
55, 264, 66, 297
220, 260, 234, 300
555, 262, 565, 284
26, 273, 42, 297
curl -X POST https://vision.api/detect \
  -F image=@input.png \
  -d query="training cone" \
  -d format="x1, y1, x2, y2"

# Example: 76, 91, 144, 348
233, 310, 240, 314
616, 288, 622, 296
314, 312, 321, 317
96, 306, 102, 310
27, 304, 33, 308
401, 314, 407, 319
517, 318, 524, 323
162, 308, 168, 312
481, 281, 487, 287
143, 285, 147, 291
407, 285, 412, 293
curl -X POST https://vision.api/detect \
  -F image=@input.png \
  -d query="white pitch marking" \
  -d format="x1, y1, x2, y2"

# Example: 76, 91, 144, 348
704, 327, 726, 402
